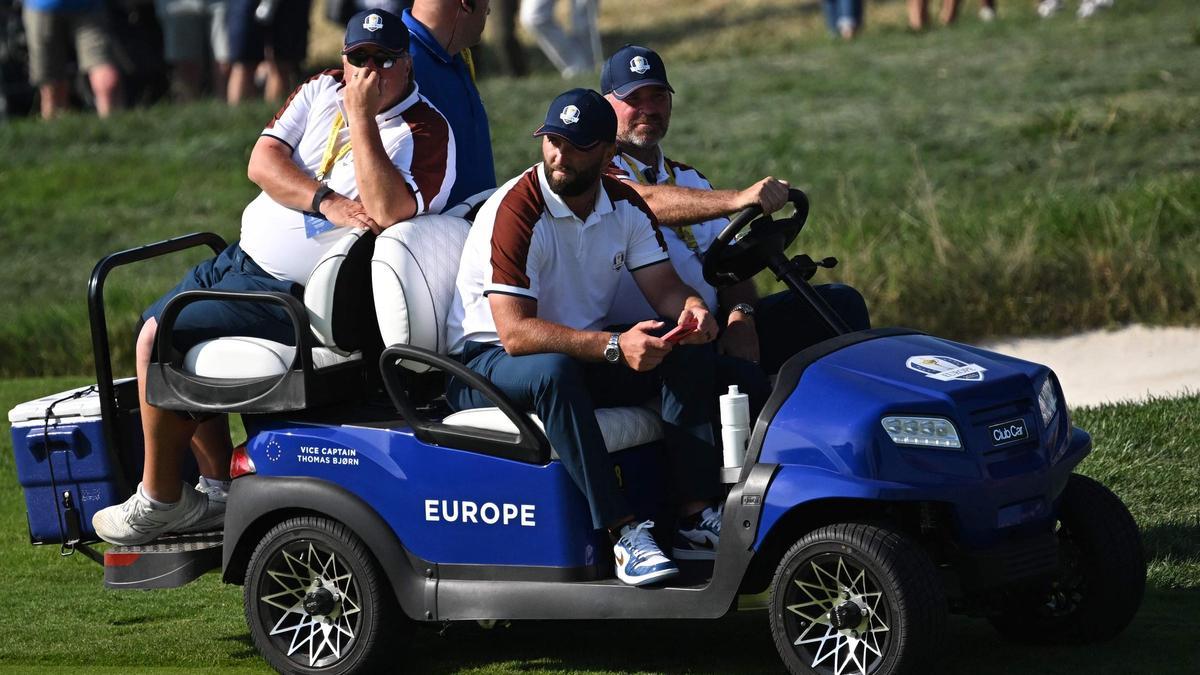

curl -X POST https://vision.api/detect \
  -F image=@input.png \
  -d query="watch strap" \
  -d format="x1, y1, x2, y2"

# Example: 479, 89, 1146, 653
311, 183, 335, 215
730, 302, 756, 319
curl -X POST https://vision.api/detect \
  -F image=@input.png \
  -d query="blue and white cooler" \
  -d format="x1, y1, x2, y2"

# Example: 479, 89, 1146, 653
8, 381, 146, 545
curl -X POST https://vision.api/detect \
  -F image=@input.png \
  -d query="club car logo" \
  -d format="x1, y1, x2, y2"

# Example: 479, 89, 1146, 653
612, 251, 625, 270
905, 355, 987, 382
629, 55, 651, 74
425, 499, 536, 527
362, 13, 383, 32
559, 105, 581, 125
988, 418, 1030, 447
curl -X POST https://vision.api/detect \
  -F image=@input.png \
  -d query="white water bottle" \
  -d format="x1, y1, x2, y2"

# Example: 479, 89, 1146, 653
720, 385, 751, 468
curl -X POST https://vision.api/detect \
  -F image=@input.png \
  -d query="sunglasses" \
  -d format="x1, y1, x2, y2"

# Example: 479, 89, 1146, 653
345, 50, 402, 69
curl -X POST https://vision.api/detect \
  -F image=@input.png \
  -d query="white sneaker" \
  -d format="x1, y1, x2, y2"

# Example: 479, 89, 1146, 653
673, 505, 722, 560
92, 482, 208, 546
979, 6, 996, 21
1037, 0, 1062, 17
188, 479, 228, 533
1077, 0, 1097, 17
613, 520, 679, 586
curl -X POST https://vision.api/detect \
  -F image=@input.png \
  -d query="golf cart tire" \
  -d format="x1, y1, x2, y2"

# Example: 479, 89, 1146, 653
768, 523, 946, 675
989, 473, 1146, 644
245, 516, 397, 674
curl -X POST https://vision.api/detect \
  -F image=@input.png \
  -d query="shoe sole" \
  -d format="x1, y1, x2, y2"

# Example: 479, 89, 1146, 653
616, 565, 680, 586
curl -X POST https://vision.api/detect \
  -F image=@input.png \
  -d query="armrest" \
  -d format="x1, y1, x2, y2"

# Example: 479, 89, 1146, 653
87, 232, 227, 497
379, 344, 553, 465
154, 289, 311, 371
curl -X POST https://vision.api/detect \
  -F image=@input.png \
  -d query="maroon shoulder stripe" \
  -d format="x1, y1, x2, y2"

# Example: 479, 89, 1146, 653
490, 169, 545, 290
665, 157, 709, 183
400, 100, 451, 212
266, 69, 341, 130
603, 174, 668, 253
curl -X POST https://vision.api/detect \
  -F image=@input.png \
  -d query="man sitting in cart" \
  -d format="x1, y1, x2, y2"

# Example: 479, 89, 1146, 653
446, 89, 726, 586
600, 45, 871, 376
92, 9, 456, 545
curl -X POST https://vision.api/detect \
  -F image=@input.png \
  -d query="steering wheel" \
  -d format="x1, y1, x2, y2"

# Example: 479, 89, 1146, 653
703, 188, 809, 288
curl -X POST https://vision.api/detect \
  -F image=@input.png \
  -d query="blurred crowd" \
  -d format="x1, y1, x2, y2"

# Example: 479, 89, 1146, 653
0, 0, 1116, 122
0, 0, 413, 120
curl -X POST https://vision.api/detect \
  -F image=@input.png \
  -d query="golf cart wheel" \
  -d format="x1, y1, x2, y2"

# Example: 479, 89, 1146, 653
989, 473, 1146, 644
245, 516, 393, 674
769, 523, 946, 675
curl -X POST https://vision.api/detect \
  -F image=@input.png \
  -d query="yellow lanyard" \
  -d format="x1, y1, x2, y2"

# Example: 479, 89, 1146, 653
316, 111, 353, 182
461, 47, 477, 84
622, 153, 702, 254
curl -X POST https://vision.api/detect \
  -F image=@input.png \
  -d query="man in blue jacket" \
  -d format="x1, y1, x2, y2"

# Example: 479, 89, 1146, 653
403, 0, 496, 206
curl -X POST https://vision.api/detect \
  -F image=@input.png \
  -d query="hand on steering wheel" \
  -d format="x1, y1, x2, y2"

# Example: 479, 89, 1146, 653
702, 188, 810, 288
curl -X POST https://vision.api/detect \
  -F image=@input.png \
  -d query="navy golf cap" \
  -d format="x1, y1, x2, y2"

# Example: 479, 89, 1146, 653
601, 45, 674, 100
533, 89, 617, 149
343, 9, 409, 54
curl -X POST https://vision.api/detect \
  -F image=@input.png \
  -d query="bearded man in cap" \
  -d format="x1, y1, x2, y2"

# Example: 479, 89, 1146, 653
93, 9, 456, 546
600, 45, 871, 377
446, 88, 726, 586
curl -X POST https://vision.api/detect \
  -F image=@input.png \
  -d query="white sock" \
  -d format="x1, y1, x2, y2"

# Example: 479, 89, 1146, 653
137, 482, 177, 510
198, 476, 230, 502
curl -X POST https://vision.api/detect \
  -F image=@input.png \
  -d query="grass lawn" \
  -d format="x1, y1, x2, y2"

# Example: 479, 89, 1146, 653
1, 0, 1198, 377
1, 374, 1197, 673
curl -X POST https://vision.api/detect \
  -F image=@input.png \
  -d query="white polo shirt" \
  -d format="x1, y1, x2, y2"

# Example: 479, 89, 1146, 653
604, 152, 724, 324
240, 70, 456, 283
447, 163, 670, 355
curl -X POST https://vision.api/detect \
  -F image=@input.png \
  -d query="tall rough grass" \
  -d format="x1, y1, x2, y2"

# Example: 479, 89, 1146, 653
0, 0, 1197, 376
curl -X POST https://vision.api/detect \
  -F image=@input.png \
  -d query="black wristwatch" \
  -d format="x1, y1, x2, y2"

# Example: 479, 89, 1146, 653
603, 332, 622, 364
729, 302, 756, 321
311, 183, 335, 215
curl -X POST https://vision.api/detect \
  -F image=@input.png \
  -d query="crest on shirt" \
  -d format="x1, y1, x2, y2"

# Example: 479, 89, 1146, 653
363, 13, 384, 32
629, 56, 651, 74
612, 251, 625, 271
559, 105, 581, 125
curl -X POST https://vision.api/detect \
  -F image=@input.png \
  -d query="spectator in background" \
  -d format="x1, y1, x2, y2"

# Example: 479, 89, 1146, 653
520, 0, 598, 77
821, 0, 863, 39
491, 0, 526, 77
403, 0, 496, 206
22, 0, 123, 118
1038, 0, 1113, 18
155, 0, 230, 101
907, 0, 960, 29
226, 0, 312, 104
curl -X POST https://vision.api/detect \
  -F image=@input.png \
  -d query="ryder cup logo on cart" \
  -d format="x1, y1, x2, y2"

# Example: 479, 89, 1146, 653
629, 55, 651, 74
906, 355, 987, 382
363, 13, 383, 31
559, 105, 581, 125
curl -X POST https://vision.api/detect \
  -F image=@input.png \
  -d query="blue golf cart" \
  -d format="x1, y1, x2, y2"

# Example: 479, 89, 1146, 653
10, 190, 1145, 675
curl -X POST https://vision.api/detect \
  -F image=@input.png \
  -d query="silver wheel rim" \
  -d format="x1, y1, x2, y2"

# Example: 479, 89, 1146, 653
782, 552, 892, 675
257, 539, 363, 668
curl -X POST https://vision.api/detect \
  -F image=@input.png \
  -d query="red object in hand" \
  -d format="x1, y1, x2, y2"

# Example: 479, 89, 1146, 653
662, 318, 699, 344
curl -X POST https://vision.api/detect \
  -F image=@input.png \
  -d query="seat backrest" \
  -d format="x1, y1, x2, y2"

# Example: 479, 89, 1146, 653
372, 214, 471, 371
304, 228, 380, 356
443, 188, 497, 221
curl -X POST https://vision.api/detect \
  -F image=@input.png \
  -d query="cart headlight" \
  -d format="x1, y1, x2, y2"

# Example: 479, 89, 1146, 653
1037, 374, 1061, 427
881, 416, 962, 449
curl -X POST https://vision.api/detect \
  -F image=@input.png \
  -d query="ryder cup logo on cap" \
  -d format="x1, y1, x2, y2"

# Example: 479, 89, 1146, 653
534, 88, 617, 149
344, 9, 409, 54
602, 45, 674, 100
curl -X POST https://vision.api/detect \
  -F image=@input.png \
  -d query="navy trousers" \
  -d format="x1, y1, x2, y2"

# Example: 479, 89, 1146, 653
142, 242, 302, 352
756, 284, 871, 374
449, 341, 722, 530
